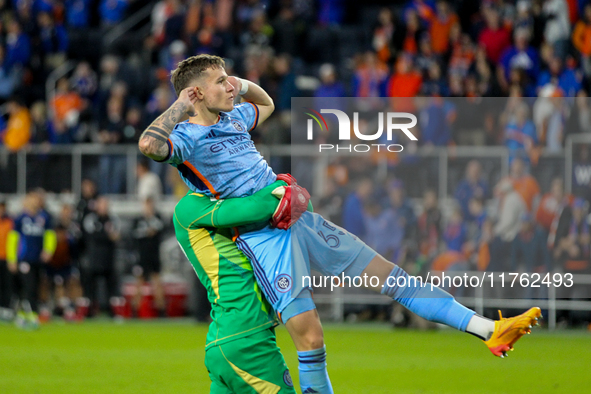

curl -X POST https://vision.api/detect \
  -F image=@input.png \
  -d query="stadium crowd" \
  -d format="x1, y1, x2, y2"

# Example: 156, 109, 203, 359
0, 0, 590, 326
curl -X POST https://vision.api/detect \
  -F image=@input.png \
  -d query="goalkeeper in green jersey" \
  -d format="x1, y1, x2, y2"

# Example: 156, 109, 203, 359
174, 179, 300, 393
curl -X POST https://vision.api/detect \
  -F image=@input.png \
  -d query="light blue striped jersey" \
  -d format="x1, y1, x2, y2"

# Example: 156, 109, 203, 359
160, 102, 276, 198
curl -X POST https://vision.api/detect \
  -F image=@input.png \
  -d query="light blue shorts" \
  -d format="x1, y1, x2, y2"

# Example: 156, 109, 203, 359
236, 212, 377, 323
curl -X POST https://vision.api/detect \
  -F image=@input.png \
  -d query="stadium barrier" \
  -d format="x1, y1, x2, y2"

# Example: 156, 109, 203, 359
0, 142, 578, 196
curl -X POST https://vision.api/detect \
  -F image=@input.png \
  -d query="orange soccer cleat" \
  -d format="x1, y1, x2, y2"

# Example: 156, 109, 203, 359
484, 307, 542, 358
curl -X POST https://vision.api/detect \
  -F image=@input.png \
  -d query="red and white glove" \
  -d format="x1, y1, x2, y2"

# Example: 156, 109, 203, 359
271, 174, 310, 230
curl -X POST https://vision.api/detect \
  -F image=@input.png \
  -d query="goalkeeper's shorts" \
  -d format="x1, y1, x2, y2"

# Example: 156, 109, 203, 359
236, 211, 377, 324
205, 328, 296, 394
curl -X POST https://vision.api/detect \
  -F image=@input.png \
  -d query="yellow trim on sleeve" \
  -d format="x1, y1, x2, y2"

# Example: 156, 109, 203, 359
188, 228, 221, 303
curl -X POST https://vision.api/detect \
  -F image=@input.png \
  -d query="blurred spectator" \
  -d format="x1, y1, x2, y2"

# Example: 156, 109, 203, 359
271, 54, 300, 111
51, 77, 83, 130
315, 63, 346, 102
98, 96, 126, 194
536, 55, 582, 97
240, 10, 271, 50
65, 0, 92, 29
455, 160, 490, 220
542, 0, 571, 59
511, 213, 550, 273
572, 4, 591, 76
403, 0, 436, 26
417, 97, 455, 146
507, 157, 541, 213
36, 11, 68, 69
417, 189, 441, 258
541, 93, 568, 152
2, 96, 31, 152
163, 0, 185, 47
567, 90, 591, 135
489, 179, 526, 271
352, 52, 389, 98
76, 178, 99, 223
415, 36, 438, 75
387, 55, 422, 110
131, 197, 165, 317
0, 45, 22, 100
46, 204, 83, 320
443, 205, 466, 252
479, 6, 512, 64
553, 198, 590, 272
122, 106, 143, 143
342, 178, 373, 239
447, 30, 475, 78
98, 55, 123, 97
399, 9, 425, 55
364, 198, 403, 263
421, 62, 449, 96
70, 61, 98, 100
82, 196, 120, 316
99, 0, 129, 27
497, 28, 540, 93
503, 101, 538, 165
137, 159, 163, 202
5, 19, 31, 70
387, 179, 416, 242
152, 0, 179, 45
466, 197, 487, 244
30, 101, 52, 144
316, 177, 346, 225
536, 177, 573, 250
7, 191, 55, 327
270, 0, 299, 56
427, 0, 459, 55
373, 8, 395, 63
318, 0, 345, 25
0, 200, 13, 320
514, 1, 536, 39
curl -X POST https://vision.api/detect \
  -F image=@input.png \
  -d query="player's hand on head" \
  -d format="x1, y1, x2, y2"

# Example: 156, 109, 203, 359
177, 86, 198, 117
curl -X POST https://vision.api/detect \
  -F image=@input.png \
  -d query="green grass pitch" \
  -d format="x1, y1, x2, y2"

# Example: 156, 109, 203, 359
1, 320, 589, 393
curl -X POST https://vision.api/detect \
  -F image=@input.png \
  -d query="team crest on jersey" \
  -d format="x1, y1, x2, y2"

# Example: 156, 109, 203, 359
283, 370, 293, 387
275, 274, 291, 293
232, 121, 244, 131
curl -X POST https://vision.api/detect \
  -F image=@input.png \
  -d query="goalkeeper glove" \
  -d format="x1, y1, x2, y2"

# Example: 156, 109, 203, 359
271, 174, 311, 229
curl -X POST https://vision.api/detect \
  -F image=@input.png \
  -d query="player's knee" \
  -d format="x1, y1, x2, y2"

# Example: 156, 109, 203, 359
301, 330, 324, 351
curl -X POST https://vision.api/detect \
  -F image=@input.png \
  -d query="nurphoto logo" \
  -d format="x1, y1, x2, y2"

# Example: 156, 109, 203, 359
304, 107, 418, 153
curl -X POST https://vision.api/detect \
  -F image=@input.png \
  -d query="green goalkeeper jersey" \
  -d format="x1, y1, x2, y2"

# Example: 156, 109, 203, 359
173, 181, 287, 349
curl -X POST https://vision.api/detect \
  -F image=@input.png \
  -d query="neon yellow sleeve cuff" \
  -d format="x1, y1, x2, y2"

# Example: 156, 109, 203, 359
43, 230, 57, 255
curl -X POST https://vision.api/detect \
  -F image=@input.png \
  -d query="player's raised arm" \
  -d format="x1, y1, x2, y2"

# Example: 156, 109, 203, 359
228, 76, 274, 125
138, 87, 197, 161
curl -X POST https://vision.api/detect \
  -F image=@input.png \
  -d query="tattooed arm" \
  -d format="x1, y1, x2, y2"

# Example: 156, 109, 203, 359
138, 87, 197, 161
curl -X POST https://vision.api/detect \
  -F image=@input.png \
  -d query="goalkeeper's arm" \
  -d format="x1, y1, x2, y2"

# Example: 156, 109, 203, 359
175, 180, 288, 229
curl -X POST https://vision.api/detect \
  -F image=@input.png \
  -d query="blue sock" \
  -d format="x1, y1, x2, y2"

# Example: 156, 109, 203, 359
381, 265, 475, 331
298, 346, 334, 394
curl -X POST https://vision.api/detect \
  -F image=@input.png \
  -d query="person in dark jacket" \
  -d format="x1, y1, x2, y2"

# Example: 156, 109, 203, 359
131, 198, 165, 317
82, 196, 120, 316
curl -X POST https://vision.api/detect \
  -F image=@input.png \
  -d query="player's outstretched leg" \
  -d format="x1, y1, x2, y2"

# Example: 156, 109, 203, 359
362, 255, 541, 357
284, 308, 334, 394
